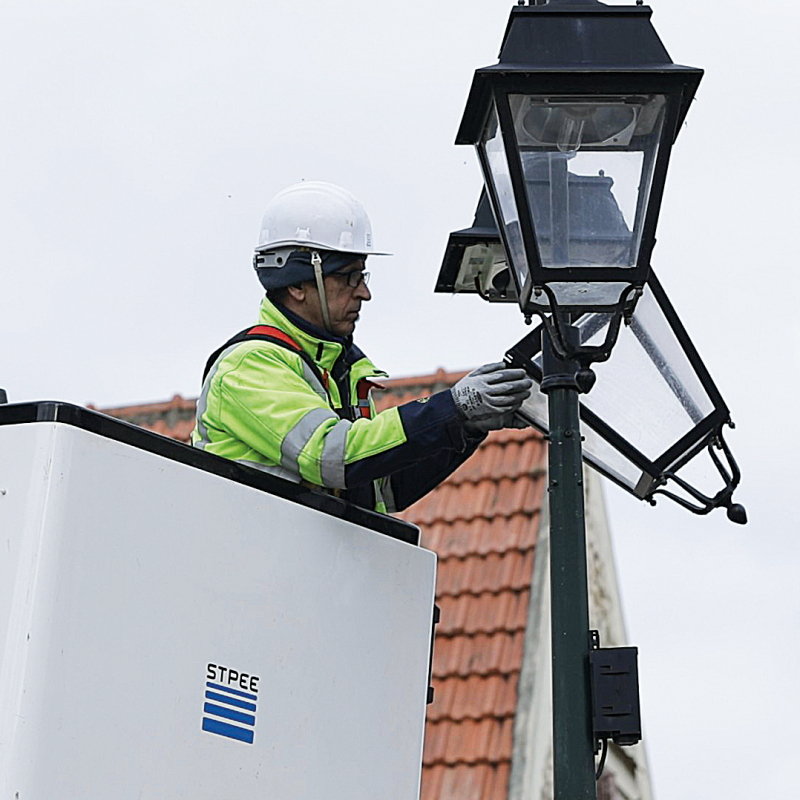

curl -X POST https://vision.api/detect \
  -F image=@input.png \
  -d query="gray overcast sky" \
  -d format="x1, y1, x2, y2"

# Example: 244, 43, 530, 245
2, 0, 798, 797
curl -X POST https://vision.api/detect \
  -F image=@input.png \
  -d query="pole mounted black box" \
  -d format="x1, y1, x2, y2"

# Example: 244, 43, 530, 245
590, 645, 641, 747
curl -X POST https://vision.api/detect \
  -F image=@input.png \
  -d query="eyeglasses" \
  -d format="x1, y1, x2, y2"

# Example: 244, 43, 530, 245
332, 270, 370, 288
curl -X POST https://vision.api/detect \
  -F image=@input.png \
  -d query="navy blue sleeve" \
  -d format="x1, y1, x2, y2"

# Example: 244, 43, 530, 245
343, 390, 480, 490
387, 431, 484, 511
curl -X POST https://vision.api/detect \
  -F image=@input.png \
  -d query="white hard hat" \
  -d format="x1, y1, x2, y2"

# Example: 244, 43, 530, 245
255, 181, 390, 257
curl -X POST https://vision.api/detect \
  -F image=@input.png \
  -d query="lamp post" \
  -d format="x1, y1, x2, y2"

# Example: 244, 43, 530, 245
539, 323, 597, 798
440, 2, 746, 798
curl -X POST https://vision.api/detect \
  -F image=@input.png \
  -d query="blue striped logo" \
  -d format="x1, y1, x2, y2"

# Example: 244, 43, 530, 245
201, 680, 257, 744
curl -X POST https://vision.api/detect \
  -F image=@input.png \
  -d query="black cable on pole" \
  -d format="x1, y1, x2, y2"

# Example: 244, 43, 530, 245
595, 737, 608, 780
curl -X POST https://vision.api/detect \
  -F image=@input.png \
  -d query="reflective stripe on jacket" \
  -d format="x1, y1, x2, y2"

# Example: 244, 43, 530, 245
192, 297, 482, 512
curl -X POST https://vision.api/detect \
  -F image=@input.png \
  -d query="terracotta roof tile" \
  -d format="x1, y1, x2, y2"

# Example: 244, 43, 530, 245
142, 418, 195, 441
421, 762, 511, 800
423, 717, 515, 767
100, 393, 196, 442
420, 764, 445, 800
402, 473, 542, 527
444, 719, 487, 764
432, 631, 526, 678
427, 764, 489, 800
427, 675, 518, 722
423, 514, 539, 559
94, 393, 196, 417
445, 435, 545, 486
436, 589, 530, 637
487, 763, 511, 800
436, 550, 535, 597
491, 718, 515, 763
99, 368, 547, 800
442, 719, 484, 764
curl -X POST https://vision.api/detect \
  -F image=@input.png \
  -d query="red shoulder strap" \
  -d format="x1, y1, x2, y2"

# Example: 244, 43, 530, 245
355, 378, 384, 419
246, 325, 302, 352
203, 325, 310, 384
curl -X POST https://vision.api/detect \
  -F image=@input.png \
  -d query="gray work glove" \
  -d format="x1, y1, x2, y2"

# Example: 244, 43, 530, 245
464, 409, 532, 433
451, 362, 533, 433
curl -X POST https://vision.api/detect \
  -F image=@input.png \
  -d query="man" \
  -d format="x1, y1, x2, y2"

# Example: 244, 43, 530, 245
192, 181, 532, 513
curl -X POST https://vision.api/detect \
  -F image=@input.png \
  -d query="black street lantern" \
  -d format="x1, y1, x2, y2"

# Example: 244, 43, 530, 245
455, 0, 702, 322
437, 199, 745, 522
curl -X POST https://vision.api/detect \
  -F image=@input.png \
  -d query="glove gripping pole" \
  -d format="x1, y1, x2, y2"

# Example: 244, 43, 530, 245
540, 323, 597, 800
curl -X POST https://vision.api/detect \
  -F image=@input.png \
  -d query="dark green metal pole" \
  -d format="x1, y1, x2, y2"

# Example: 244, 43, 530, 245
540, 324, 596, 800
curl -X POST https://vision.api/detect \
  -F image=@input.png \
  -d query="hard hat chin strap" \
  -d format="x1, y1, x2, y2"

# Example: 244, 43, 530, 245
311, 251, 333, 332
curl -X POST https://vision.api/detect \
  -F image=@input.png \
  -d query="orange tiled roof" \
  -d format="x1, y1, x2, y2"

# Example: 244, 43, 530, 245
101, 370, 547, 800
96, 394, 197, 442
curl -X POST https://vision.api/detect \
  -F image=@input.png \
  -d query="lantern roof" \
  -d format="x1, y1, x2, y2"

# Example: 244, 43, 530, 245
457, 1, 703, 146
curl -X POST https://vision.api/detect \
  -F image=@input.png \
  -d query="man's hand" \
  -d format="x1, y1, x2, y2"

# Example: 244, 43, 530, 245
464, 409, 531, 433
451, 362, 533, 433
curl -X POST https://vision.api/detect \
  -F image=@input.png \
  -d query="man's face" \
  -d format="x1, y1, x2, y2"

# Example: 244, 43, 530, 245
310, 259, 371, 337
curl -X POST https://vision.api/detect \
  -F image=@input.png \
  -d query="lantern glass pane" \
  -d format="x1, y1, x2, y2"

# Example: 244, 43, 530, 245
577, 286, 716, 462
517, 381, 644, 492
509, 94, 666, 271
478, 102, 529, 292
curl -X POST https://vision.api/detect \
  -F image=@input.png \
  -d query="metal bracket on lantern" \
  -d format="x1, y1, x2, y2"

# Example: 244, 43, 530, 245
531, 283, 643, 393
647, 423, 746, 523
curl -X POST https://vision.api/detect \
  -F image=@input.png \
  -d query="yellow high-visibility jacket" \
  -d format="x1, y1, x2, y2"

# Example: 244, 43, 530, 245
192, 297, 482, 512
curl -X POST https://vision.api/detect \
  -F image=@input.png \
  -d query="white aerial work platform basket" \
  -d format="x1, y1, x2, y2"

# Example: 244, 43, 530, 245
0, 403, 437, 800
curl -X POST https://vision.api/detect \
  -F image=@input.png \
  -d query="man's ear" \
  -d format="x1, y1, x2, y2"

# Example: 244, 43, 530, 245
285, 283, 307, 302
